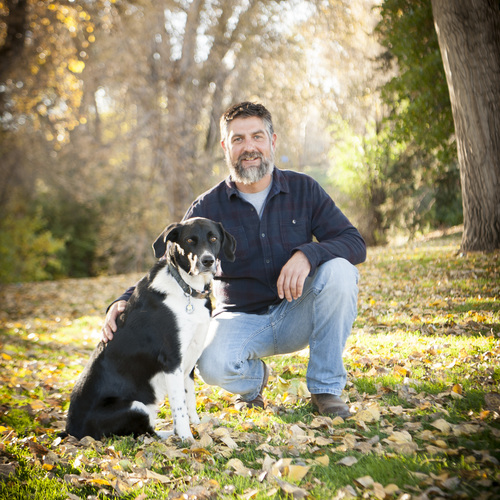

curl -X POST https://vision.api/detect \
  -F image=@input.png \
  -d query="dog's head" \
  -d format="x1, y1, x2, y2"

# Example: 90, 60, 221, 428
152, 217, 236, 276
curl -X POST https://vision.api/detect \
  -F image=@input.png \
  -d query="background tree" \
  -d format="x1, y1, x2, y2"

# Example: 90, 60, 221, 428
372, 0, 461, 238
431, 0, 500, 251
3, 0, 488, 282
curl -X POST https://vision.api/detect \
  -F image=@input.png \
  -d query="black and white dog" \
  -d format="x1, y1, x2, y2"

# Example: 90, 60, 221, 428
65, 217, 236, 441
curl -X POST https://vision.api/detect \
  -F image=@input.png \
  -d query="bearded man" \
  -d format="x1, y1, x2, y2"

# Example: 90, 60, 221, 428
103, 101, 366, 417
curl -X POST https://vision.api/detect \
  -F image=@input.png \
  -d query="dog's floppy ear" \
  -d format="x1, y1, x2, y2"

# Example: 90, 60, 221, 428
152, 223, 182, 258
218, 223, 237, 262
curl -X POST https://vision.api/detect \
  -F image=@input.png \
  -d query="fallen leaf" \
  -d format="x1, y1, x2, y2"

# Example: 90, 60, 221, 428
220, 435, 238, 449
287, 465, 310, 482
384, 484, 399, 495
273, 477, 309, 499
336, 456, 358, 467
373, 482, 386, 499
484, 392, 500, 411
0, 463, 17, 478
355, 405, 380, 423
431, 418, 452, 434
226, 458, 251, 476
355, 475, 374, 489
146, 469, 171, 484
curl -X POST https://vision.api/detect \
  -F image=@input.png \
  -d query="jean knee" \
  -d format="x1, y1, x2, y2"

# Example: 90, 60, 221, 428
198, 342, 240, 388
317, 258, 359, 296
197, 346, 222, 386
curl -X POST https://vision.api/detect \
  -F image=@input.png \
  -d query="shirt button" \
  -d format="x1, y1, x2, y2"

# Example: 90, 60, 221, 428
261, 233, 265, 237
266, 259, 270, 264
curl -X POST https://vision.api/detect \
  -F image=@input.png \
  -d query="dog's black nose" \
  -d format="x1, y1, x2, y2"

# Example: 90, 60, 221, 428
201, 256, 215, 268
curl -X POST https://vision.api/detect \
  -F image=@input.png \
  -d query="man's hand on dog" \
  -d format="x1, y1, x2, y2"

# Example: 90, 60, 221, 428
101, 300, 127, 342
103, 251, 310, 341
277, 251, 311, 302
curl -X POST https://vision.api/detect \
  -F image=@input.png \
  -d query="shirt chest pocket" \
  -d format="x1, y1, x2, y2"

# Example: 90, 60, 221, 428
280, 217, 310, 254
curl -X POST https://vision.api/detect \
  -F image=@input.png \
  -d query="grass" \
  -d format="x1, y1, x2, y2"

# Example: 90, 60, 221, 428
0, 231, 499, 499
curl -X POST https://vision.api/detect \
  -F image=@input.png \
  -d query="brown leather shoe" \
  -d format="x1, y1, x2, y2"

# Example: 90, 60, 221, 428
234, 361, 270, 411
311, 393, 350, 419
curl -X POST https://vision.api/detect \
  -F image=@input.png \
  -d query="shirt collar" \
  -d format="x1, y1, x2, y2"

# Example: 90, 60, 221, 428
224, 167, 290, 200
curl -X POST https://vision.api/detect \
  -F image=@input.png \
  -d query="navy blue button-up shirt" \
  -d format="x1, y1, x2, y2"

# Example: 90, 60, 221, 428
183, 168, 366, 316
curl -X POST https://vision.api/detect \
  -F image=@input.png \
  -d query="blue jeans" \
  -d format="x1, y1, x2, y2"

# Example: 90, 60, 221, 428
197, 258, 359, 401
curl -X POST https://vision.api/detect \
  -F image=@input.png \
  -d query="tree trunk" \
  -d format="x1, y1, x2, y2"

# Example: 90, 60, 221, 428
431, 0, 500, 251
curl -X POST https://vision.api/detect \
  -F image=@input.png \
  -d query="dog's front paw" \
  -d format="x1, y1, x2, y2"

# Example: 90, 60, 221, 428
177, 432, 195, 443
189, 413, 201, 425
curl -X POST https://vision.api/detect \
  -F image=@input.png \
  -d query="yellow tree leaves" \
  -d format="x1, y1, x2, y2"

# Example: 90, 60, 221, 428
1, 0, 96, 143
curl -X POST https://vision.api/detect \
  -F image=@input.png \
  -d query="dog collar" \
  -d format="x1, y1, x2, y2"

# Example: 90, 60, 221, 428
168, 264, 211, 299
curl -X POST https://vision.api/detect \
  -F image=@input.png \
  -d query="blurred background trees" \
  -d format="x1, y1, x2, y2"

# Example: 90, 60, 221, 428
0, 0, 478, 282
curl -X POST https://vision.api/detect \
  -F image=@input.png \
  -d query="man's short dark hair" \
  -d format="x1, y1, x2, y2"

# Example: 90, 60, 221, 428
220, 102, 274, 143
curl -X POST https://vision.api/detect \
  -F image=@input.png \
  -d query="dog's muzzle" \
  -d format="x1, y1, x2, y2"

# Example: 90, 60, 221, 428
198, 252, 216, 273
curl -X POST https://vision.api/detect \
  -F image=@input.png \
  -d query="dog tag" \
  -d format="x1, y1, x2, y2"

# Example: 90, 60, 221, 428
186, 303, 194, 314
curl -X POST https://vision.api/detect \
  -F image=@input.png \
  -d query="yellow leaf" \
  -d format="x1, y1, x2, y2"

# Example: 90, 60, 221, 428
30, 401, 45, 411
1, 353, 12, 360
393, 366, 408, 377
313, 455, 330, 467
480, 410, 490, 420
433, 439, 448, 449
451, 384, 463, 395
286, 465, 310, 482
90, 478, 111, 486
42, 463, 54, 471
68, 59, 85, 73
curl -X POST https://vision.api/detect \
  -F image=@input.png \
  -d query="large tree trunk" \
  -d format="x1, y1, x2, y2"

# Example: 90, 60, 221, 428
431, 0, 500, 251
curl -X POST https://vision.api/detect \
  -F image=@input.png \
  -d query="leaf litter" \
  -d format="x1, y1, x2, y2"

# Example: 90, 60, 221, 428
0, 231, 499, 498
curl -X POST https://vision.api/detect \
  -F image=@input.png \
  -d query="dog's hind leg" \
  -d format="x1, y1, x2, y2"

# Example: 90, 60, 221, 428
80, 400, 155, 439
165, 367, 193, 441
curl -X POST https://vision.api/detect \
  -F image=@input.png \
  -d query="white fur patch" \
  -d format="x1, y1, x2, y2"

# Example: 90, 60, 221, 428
146, 267, 211, 440
130, 400, 157, 428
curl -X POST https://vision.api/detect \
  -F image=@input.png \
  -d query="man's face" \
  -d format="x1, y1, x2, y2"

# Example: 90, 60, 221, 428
222, 116, 277, 185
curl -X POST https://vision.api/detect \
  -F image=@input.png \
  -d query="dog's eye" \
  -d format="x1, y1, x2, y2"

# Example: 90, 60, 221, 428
209, 236, 217, 242
186, 238, 195, 244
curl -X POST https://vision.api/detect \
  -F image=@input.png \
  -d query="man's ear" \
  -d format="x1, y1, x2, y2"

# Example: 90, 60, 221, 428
218, 223, 236, 262
152, 223, 181, 258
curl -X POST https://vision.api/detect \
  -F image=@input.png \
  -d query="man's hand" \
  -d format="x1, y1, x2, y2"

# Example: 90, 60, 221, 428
101, 300, 127, 343
277, 251, 311, 302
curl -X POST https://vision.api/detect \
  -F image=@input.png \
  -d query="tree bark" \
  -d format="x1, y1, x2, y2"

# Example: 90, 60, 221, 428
431, 0, 500, 251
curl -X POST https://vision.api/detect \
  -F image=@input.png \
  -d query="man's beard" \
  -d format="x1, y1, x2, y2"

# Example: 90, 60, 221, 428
227, 151, 274, 185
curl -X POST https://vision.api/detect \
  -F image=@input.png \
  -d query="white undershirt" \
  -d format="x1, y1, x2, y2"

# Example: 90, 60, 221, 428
237, 181, 273, 219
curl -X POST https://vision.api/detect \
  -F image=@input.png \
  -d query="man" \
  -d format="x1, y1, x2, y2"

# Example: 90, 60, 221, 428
103, 101, 366, 418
